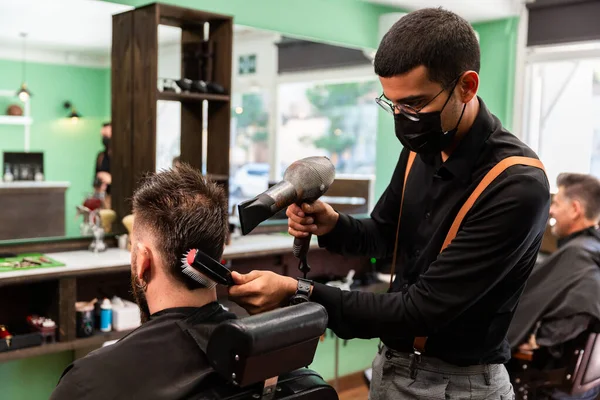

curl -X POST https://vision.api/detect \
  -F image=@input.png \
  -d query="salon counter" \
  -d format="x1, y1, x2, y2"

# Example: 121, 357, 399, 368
0, 233, 367, 363
0, 233, 326, 286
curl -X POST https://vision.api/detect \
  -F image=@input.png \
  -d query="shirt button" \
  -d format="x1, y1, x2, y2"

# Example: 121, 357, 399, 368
385, 351, 393, 360
414, 249, 420, 257
402, 284, 408, 291
425, 212, 431, 220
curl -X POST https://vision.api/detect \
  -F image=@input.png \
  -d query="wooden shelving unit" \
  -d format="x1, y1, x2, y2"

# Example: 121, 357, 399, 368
0, 266, 134, 364
156, 91, 230, 103
0, 328, 135, 363
111, 3, 233, 223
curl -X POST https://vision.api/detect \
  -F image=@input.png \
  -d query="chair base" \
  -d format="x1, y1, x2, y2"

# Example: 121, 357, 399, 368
190, 368, 339, 400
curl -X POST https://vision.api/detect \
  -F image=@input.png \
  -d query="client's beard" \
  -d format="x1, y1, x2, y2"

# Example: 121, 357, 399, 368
130, 251, 151, 323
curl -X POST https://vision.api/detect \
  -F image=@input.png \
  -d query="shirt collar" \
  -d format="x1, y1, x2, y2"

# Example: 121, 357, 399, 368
557, 226, 600, 248
438, 97, 495, 183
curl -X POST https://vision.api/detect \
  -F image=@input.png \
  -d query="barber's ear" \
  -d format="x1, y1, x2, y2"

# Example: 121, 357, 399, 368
136, 243, 152, 282
458, 71, 479, 103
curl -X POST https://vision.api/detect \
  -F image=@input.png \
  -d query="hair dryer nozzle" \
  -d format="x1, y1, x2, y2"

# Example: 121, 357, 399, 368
236, 157, 335, 236
237, 181, 297, 235
237, 194, 277, 235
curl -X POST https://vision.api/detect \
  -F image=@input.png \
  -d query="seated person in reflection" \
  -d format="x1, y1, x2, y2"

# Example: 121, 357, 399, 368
508, 173, 600, 400
51, 164, 235, 400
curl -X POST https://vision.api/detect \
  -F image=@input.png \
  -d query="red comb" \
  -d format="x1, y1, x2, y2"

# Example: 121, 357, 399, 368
186, 249, 197, 266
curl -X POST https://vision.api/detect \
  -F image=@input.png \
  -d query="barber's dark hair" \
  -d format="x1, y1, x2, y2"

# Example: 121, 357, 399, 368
374, 7, 480, 89
132, 163, 228, 289
102, 122, 111, 127
557, 173, 600, 221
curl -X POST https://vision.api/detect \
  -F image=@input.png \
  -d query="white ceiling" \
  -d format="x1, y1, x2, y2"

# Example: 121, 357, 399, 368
0, 0, 132, 54
0, 0, 269, 66
366, 0, 521, 23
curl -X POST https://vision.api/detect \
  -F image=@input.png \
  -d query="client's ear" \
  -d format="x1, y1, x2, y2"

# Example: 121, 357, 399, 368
136, 243, 152, 283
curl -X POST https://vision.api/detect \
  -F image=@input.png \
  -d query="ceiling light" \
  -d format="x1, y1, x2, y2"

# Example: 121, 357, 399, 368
16, 33, 32, 102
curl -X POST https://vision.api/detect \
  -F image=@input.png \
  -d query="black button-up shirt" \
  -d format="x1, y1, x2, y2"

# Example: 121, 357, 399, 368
312, 98, 550, 366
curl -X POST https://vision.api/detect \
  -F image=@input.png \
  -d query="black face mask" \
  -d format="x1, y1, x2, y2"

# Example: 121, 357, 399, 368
102, 137, 111, 149
394, 92, 466, 154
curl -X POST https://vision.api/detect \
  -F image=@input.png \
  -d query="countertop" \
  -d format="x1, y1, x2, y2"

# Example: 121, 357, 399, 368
0, 233, 318, 285
0, 181, 70, 189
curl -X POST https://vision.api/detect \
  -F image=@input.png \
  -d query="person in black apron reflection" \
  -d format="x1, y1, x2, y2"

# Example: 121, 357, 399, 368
94, 122, 111, 209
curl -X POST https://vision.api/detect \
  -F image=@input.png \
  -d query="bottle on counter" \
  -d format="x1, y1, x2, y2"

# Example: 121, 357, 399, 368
3, 165, 13, 182
100, 298, 113, 332
34, 167, 44, 182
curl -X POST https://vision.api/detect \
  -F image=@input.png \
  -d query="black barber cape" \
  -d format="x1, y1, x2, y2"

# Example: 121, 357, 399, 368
508, 227, 600, 349
50, 302, 235, 400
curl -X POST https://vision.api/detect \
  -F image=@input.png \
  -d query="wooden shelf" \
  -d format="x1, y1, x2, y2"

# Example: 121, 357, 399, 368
206, 174, 229, 181
0, 116, 32, 126
157, 90, 230, 103
156, 3, 232, 28
0, 328, 135, 363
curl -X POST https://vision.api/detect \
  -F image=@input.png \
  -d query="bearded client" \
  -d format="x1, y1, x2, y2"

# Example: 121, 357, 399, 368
50, 165, 236, 400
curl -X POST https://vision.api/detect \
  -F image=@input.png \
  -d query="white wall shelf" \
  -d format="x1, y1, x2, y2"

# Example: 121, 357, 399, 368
0, 89, 32, 151
0, 116, 32, 126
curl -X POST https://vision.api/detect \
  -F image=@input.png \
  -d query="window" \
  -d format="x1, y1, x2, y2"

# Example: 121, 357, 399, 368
229, 91, 271, 208
523, 45, 600, 190
276, 79, 378, 179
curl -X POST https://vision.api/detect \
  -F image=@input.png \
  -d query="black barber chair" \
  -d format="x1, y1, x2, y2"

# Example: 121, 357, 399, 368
508, 321, 600, 399
189, 302, 338, 400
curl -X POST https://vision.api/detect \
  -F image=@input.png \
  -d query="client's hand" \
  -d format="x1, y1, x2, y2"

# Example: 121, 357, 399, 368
228, 271, 297, 315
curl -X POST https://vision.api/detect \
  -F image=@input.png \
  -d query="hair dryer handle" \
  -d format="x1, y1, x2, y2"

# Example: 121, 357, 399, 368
293, 234, 311, 260
293, 234, 312, 277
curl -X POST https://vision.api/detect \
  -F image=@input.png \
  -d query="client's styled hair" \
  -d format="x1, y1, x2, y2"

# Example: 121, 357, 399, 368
132, 163, 228, 289
557, 173, 600, 222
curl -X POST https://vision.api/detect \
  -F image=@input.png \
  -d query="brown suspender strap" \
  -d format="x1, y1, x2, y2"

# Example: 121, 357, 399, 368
395, 155, 546, 354
439, 156, 546, 252
389, 151, 417, 288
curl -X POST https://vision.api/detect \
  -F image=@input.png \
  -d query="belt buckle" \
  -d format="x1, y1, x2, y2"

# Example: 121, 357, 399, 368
408, 349, 421, 379
412, 347, 422, 363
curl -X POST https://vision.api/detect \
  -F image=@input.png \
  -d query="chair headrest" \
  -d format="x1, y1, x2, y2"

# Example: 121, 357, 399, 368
206, 302, 328, 387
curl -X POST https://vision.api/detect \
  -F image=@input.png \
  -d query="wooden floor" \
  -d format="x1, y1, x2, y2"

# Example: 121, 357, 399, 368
339, 383, 369, 400
330, 372, 370, 400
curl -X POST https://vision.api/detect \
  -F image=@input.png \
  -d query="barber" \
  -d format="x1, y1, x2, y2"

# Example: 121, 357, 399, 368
94, 122, 112, 208
229, 8, 550, 399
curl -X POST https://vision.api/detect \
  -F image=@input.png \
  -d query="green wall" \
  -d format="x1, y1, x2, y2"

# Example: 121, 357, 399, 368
0, 353, 73, 400
104, 0, 398, 50
472, 17, 519, 131
0, 59, 111, 238
374, 17, 519, 198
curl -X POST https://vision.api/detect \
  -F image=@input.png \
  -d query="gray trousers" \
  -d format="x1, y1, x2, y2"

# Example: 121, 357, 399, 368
369, 345, 515, 400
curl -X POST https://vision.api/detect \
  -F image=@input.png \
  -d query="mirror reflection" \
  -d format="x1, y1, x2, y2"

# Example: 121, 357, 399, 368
0, 0, 378, 246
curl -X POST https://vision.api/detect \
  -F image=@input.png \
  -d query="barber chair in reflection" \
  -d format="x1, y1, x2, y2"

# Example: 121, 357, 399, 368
189, 302, 338, 400
508, 321, 600, 399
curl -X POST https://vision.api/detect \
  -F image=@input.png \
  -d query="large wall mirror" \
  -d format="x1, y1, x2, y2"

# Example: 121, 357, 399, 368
0, 0, 378, 246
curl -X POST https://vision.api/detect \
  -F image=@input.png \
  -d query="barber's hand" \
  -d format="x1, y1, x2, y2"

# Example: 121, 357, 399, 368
286, 200, 339, 238
228, 271, 297, 315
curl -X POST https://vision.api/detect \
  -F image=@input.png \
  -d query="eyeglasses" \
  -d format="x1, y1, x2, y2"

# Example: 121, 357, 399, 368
375, 77, 460, 122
